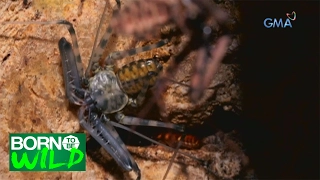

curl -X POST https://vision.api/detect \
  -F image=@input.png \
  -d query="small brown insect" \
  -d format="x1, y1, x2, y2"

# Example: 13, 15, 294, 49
156, 132, 201, 149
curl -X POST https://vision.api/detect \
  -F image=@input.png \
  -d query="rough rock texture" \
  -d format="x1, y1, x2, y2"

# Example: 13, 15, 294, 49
153, 0, 243, 125
127, 131, 255, 180
0, 0, 245, 179
160, 54, 242, 124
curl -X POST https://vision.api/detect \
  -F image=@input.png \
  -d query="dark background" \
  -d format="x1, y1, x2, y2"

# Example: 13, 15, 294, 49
236, 1, 319, 179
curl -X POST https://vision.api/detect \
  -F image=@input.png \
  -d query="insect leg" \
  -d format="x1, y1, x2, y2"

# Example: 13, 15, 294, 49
104, 39, 168, 66
58, 37, 84, 105
78, 107, 141, 180
115, 113, 185, 132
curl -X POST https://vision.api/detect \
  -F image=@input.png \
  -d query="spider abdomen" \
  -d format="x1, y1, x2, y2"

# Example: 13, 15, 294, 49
89, 70, 128, 114
117, 59, 162, 95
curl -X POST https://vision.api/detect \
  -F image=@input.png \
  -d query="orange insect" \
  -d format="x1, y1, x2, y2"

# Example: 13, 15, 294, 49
156, 132, 201, 149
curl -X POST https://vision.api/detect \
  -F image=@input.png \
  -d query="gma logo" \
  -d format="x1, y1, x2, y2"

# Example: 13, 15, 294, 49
264, 18, 293, 28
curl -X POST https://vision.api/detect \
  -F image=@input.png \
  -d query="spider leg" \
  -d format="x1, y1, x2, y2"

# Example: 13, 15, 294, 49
104, 39, 168, 66
162, 134, 185, 180
110, 121, 214, 176
109, 118, 220, 179
85, 4, 118, 78
58, 37, 84, 105
78, 107, 141, 180
99, 115, 141, 180
115, 112, 185, 132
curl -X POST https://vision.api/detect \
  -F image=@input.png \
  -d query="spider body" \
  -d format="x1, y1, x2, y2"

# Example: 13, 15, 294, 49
57, 24, 183, 178
87, 58, 162, 114
89, 69, 128, 114
117, 59, 162, 95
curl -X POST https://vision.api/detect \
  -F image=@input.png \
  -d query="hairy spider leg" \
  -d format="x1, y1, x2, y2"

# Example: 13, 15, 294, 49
103, 39, 169, 66
78, 107, 141, 180
109, 121, 220, 179
85, 1, 119, 78
115, 113, 185, 132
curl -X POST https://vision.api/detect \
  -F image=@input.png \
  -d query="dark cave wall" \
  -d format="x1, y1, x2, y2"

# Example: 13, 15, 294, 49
237, 1, 319, 179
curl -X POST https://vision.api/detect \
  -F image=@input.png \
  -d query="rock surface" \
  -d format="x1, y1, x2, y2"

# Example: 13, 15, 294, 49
0, 0, 245, 179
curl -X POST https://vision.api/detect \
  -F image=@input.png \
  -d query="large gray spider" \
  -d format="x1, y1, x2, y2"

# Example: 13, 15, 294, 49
3, 2, 186, 180
51, 11, 183, 180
